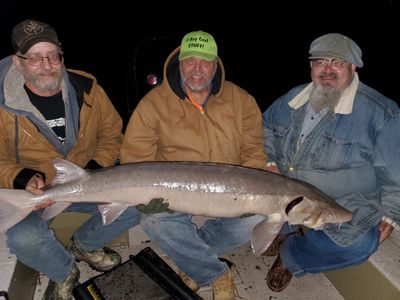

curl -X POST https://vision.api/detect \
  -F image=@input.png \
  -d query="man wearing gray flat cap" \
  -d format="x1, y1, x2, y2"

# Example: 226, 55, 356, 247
262, 33, 400, 292
308, 33, 364, 68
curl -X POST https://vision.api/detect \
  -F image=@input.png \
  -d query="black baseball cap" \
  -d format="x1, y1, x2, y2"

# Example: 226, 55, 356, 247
12, 19, 61, 54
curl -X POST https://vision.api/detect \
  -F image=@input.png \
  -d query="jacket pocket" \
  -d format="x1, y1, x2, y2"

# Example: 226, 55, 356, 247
269, 123, 291, 163
311, 133, 354, 171
271, 123, 290, 148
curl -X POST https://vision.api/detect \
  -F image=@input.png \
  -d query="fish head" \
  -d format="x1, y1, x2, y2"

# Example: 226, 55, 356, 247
249, 192, 353, 256
285, 196, 353, 229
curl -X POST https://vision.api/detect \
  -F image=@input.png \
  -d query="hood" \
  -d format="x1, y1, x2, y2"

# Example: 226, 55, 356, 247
0, 55, 82, 155
0, 56, 13, 106
162, 46, 225, 99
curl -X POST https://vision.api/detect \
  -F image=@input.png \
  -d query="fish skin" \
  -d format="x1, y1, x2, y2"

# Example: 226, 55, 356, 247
0, 159, 352, 255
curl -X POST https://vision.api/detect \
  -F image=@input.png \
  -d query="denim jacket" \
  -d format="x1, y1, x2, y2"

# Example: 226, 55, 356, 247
263, 81, 400, 246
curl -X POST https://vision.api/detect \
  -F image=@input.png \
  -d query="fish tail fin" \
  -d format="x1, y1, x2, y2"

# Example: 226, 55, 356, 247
0, 189, 34, 232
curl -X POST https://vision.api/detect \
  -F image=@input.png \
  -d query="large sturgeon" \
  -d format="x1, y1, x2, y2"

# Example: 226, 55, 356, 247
0, 159, 352, 255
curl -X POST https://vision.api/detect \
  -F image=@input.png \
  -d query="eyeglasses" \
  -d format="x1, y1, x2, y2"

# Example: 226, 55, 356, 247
16, 52, 63, 66
311, 58, 347, 70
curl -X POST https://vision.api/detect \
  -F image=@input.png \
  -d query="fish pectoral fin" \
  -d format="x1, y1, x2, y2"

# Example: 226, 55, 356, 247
41, 203, 71, 220
251, 214, 284, 256
98, 203, 128, 225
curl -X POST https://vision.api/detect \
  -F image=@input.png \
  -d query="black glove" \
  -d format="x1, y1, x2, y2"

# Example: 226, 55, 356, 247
136, 198, 173, 214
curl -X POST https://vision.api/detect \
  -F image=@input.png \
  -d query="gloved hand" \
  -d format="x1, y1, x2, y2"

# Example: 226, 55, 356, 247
136, 198, 173, 214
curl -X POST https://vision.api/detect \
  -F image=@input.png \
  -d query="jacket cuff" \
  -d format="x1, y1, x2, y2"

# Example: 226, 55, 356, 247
85, 160, 103, 170
13, 168, 46, 189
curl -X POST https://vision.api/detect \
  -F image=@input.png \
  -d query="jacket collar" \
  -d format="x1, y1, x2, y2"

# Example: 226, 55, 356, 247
289, 73, 360, 114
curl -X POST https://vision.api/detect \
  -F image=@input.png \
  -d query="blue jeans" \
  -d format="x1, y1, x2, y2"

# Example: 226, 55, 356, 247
6, 204, 141, 282
141, 212, 266, 286
280, 224, 380, 277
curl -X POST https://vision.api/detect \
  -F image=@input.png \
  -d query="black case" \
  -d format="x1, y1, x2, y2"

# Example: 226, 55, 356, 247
73, 246, 202, 300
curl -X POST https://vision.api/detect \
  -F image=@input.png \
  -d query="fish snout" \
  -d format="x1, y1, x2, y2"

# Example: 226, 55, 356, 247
325, 207, 353, 224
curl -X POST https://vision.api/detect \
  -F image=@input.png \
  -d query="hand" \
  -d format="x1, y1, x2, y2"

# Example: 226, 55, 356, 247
26, 174, 55, 211
379, 220, 394, 244
266, 165, 280, 174
136, 198, 173, 214
26, 173, 45, 195
33, 200, 55, 211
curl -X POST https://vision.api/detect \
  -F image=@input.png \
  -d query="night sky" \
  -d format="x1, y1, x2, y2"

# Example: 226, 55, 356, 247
1, 1, 399, 127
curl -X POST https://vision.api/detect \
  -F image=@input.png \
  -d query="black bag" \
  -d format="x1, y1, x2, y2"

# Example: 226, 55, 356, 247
73, 247, 202, 300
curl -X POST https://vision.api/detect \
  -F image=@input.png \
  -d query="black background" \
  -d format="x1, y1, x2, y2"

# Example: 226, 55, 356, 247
1, 1, 399, 127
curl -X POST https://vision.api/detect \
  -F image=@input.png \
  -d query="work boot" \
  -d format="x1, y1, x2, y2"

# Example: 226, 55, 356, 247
178, 270, 200, 291
212, 268, 237, 300
68, 238, 121, 272
263, 227, 304, 256
43, 263, 80, 300
266, 255, 293, 292
177, 258, 236, 295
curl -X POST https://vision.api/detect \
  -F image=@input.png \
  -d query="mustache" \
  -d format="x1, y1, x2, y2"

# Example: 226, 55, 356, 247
188, 71, 206, 77
319, 72, 338, 79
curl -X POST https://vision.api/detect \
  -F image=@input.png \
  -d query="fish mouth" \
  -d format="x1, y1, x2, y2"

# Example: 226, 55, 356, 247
285, 196, 304, 215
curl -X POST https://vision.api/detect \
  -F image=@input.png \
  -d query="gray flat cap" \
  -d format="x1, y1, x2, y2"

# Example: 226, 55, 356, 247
309, 33, 363, 68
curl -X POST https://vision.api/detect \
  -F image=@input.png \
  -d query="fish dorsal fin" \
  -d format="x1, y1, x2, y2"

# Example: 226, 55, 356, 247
52, 159, 88, 185
98, 203, 129, 225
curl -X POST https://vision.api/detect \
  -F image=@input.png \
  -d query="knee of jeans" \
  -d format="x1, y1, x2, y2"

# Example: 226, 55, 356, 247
140, 213, 164, 229
6, 224, 51, 252
118, 206, 142, 221
140, 214, 166, 239
140, 212, 188, 235
246, 215, 267, 225
354, 227, 380, 258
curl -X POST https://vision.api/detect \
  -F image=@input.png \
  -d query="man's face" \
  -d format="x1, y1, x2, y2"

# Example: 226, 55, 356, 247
13, 41, 63, 96
180, 57, 217, 93
310, 58, 356, 91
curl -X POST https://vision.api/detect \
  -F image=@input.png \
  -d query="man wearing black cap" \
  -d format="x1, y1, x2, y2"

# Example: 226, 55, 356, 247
262, 33, 400, 292
0, 19, 145, 299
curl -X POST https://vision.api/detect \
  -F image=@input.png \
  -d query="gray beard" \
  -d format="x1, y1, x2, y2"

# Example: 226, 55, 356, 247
22, 66, 63, 94
309, 85, 342, 112
179, 64, 216, 93
180, 73, 211, 92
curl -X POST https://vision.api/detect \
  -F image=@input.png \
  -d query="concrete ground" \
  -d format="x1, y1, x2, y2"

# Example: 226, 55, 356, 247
1, 216, 399, 300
